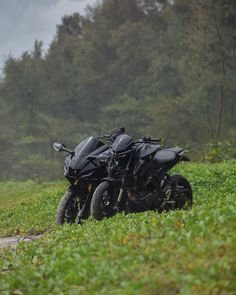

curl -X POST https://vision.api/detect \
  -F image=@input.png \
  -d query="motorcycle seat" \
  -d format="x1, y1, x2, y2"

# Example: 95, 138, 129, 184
154, 147, 183, 165
165, 147, 184, 154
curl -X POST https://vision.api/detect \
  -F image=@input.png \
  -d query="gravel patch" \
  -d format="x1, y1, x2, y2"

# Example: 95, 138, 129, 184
0, 234, 44, 249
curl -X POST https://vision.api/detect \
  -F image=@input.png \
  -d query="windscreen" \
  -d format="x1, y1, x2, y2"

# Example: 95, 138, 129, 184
74, 137, 103, 159
65, 137, 104, 171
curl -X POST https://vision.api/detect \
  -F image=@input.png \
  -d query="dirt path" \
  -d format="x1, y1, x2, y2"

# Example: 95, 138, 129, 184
0, 234, 44, 249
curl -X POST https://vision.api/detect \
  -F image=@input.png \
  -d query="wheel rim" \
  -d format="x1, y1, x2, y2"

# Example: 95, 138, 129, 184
65, 198, 79, 224
174, 181, 192, 209
100, 187, 116, 217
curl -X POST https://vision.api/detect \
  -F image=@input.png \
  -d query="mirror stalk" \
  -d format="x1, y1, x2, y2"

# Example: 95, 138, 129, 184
53, 142, 73, 154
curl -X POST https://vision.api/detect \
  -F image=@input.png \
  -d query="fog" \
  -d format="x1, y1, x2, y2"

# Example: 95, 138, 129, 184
0, 0, 97, 72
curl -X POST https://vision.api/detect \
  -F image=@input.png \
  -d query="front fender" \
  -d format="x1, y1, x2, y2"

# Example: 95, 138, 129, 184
102, 176, 121, 184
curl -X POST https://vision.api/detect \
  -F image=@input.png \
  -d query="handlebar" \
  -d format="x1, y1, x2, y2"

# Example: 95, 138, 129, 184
149, 138, 161, 142
99, 129, 161, 145
98, 127, 125, 142
134, 137, 161, 144
140, 136, 161, 142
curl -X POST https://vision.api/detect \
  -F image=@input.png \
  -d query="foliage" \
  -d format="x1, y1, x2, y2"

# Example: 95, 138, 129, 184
0, 163, 235, 294
0, 0, 236, 180
203, 140, 236, 163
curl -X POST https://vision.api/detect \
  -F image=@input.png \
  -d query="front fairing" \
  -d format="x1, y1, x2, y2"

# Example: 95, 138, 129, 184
64, 137, 108, 179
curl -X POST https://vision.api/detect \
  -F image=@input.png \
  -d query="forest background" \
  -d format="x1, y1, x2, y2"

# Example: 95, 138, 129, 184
0, 0, 235, 181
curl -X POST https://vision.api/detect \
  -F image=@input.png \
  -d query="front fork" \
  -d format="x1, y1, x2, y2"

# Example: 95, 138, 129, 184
117, 188, 124, 203
77, 186, 92, 221
70, 181, 93, 223
114, 150, 134, 210
113, 171, 126, 211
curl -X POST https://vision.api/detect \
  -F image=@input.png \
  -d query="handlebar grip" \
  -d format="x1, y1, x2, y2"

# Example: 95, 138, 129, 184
141, 136, 161, 142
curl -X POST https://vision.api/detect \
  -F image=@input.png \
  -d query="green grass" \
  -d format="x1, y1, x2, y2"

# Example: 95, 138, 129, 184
0, 181, 66, 236
0, 163, 235, 294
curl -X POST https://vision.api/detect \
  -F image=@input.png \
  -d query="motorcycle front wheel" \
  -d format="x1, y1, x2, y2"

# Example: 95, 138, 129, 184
90, 182, 119, 220
56, 189, 80, 225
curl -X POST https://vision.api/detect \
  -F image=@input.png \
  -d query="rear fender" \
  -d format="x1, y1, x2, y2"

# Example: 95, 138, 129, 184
180, 155, 190, 162
178, 150, 190, 162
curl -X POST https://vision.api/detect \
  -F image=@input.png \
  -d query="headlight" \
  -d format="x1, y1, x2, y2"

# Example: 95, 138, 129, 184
113, 160, 119, 166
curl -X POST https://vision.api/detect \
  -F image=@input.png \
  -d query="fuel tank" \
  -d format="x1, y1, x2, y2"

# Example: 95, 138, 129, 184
112, 134, 134, 153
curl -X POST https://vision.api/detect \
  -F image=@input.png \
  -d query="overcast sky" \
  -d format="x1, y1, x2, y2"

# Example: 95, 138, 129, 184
0, 0, 97, 72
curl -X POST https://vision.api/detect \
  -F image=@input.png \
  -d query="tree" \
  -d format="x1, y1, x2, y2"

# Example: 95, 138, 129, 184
181, 0, 236, 143
1, 41, 46, 136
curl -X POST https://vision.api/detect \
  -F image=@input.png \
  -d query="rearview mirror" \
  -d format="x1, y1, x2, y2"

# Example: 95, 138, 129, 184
53, 143, 66, 152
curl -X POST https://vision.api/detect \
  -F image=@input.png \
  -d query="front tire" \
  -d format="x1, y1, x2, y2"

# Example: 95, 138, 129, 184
56, 190, 79, 225
90, 182, 118, 220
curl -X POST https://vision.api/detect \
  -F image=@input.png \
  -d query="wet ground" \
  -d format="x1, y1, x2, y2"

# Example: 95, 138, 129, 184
0, 234, 44, 249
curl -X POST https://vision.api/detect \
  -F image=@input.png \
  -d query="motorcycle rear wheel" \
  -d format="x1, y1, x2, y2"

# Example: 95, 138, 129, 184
170, 174, 193, 210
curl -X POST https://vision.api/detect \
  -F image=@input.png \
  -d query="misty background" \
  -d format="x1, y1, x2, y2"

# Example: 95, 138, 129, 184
0, 0, 97, 72
0, 0, 235, 182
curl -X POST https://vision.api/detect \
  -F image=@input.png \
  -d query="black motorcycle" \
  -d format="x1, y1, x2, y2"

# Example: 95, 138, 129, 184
53, 129, 125, 224
90, 130, 192, 220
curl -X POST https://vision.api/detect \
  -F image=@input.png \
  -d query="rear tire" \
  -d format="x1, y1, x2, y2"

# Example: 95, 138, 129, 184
90, 182, 117, 220
56, 190, 78, 225
171, 174, 193, 210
